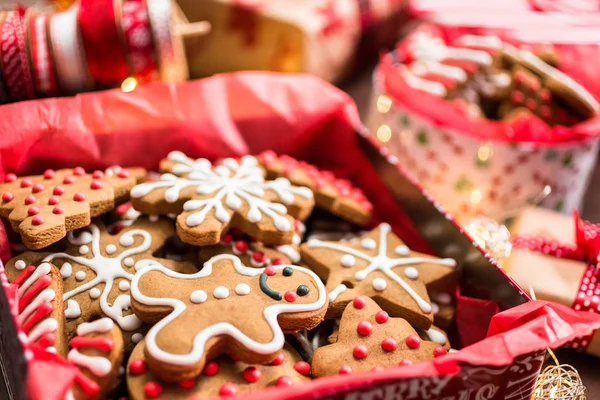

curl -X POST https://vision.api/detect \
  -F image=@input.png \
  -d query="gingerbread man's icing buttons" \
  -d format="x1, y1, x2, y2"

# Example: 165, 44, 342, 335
130, 152, 315, 247
312, 297, 446, 377
301, 223, 457, 330
130, 254, 327, 382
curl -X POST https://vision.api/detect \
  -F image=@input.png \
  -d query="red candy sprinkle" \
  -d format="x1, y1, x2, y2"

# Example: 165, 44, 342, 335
203, 361, 219, 376
276, 375, 293, 387
28, 206, 40, 216
375, 311, 389, 324
48, 196, 60, 205
92, 170, 104, 179
4, 173, 16, 182
43, 169, 56, 179
353, 344, 368, 359
405, 334, 421, 349
90, 180, 103, 190
20, 178, 32, 188
73, 192, 86, 202
53, 186, 65, 195
271, 258, 285, 265
433, 346, 447, 357
357, 320, 373, 336
353, 296, 366, 309
234, 240, 248, 253
252, 251, 266, 263
32, 183, 44, 193
129, 359, 147, 375
24, 195, 36, 205
2, 192, 13, 202
179, 379, 195, 389
399, 359, 413, 366
73, 167, 85, 176
144, 382, 162, 398
53, 207, 63, 215
63, 176, 75, 184
264, 266, 276, 276
243, 367, 262, 383
381, 338, 398, 352
294, 361, 311, 376
219, 383, 237, 397
32, 216, 44, 225
284, 290, 297, 302
271, 353, 284, 365
339, 365, 352, 375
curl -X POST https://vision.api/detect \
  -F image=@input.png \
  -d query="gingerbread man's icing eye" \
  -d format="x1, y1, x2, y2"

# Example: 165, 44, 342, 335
282, 267, 294, 277
296, 285, 309, 296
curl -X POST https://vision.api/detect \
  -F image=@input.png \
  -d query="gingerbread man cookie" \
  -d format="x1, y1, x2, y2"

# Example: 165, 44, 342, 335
312, 296, 447, 377
131, 152, 315, 246
258, 151, 373, 226
301, 223, 457, 329
127, 342, 309, 399
0, 167, 137, 249
130, 254, 327, 382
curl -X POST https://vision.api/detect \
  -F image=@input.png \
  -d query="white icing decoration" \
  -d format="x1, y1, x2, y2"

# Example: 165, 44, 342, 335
79, 245, 89, 255
75, 271, 86, 281
361, 238, 376, 250
77, 318, 114, 336
43, 223, 150, 331
124, 257, 135, 267
65, 300, 81, 319
213, 286, 229, 299
130, 153, 312, 231
431, 302, 440, 316
149, 215, 159, 222
433, 292, 452, 305
235, 283, 250, 296
27, 319, 58, 343
119, 280, 130, 291
90, 288, 101, 299
395, 245, 410, 256
190, 290, 207, 304
424, 327, 447, 345
18, 263, 52, 298
275, 245, 301, 263
14, 260, 26, 270
131, 254, 327, 366
372, 277, 387, 291
328, 284, 348, 302
68, 349, 111, 377
105, 244, 117, 254
17, 279, 59, 349
307, 224, 456, 314
132, 333, 143, 343
404, 267, 419, 280
18, 288, 55, 325
60, 263, 73, 278
124, 207, 142, 221
340, 254, 356, 267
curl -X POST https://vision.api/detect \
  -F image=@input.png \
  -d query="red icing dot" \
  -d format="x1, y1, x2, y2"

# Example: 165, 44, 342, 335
405, 334, 421, 349
284, 290, 297, 302
92, 170, 104, 179
179, 379, 195, 389
264, 266, 276, 276
540, 106, 552, 118
353, 344, 368, 359
73, 192, 86, 202
203, 361, 219, 376
271, 258, 285, 265
252, 251, 266, 263
353, 296, 366, 309
234, 240, 248, 253
117, 169, 130, 178
28, 206, 40, 216
525, 99, 537, 110
372, 366, 385, 372
63, 176, 75, 184
32, 216, 44, 225
20, 178, 32, 188
43, 169, 56, 179
52, 206, 63, 215
399, 359, 413, 366
24, 195, 36, 205
73, 167, 85, 176
381, 338, 398, 352
129, 359, 147, 375
433, 346, 447, 357
339, 365, 352, 375
510, 91, 524, 104
375, 311, 389, 324
294, 361, 311, 376
90, 180, 103, 190
32, 183, 44, 193
540, 89, 551, 101
48, 196, 60, 205
219, 383, 237, 397
53, 186, 65, 195
243, 366, 262, 383
357, 320, 373, 336
144, 382, 162, 398
221, 234, 233, 245
271, 353, 284, 365
2, 192, 13, 202
276, 375, 293, 387
4, 173, 16, 182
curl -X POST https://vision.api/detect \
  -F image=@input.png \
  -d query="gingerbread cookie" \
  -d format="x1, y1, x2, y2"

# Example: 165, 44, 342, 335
300, 223, 457, 329
312, 296, 447, 377
431, 291, 456, 331
131, 152, 314, 246
12, 262, 67, 356
127, 341, 309, 399
0, 167, 137, 249
130, 254, 327, 382
67, 318, 124, 400
258, 152, 372, 226
5, 218, 195, 349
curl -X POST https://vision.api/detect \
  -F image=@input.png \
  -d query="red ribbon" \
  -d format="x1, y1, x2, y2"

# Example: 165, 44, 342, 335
121, 0, 159, 82
1, 9, 35, 102
513, 209, 600, 351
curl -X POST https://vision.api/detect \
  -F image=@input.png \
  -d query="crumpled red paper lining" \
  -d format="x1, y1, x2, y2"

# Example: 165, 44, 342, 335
0, 73, 598, 399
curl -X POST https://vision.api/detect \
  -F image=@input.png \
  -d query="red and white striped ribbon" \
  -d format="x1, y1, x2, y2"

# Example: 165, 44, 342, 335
121, 0, 159, 82
28, 13, 59, 97
1, 10, 35, 102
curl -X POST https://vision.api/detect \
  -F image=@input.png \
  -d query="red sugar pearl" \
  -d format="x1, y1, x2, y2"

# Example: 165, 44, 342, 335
399, 359, 413, 366
32, 216, 44, 225
63, 176, 75, 184
276, 375, 293, 387
117, 169, 130, 178
234, 240, 248, 253
271, 258, 285, 265
53, 186, 65, 195
92, 170, 104, 179
73, 167, 85, 176
28, 206, 40, 216
129, 359, 147, 375
179, 379, 195, 389
73, 192, 86, 202
203, 361, 219, 376
353, 296, 366, 309
144, 382, 162, 398
90, 180, 103, 190
284, 290, 297, 302
264, 266, 276, 276
243, 367, 262, 383
24, 195, 36, 205
294, 361, 311, 376
4, 173, 16, 182
32, 183, 44, 193
353, 344, 368, 359
221, 234, 233, 245
20, 178, 32, 188
219, 383, 237, 397
52, 207, 63, 215
271, 353, 284, 365
405, 334, 421, 349
357, 320, 373, 336
339, 365, 352, 375
48, 196, 60, 205
2, 192, 13, 202
43, 169, 55, 179
252, 251, 266, 263
433, 346, 447, 358
375, 311, 389, 324
381, 338, 398, 352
